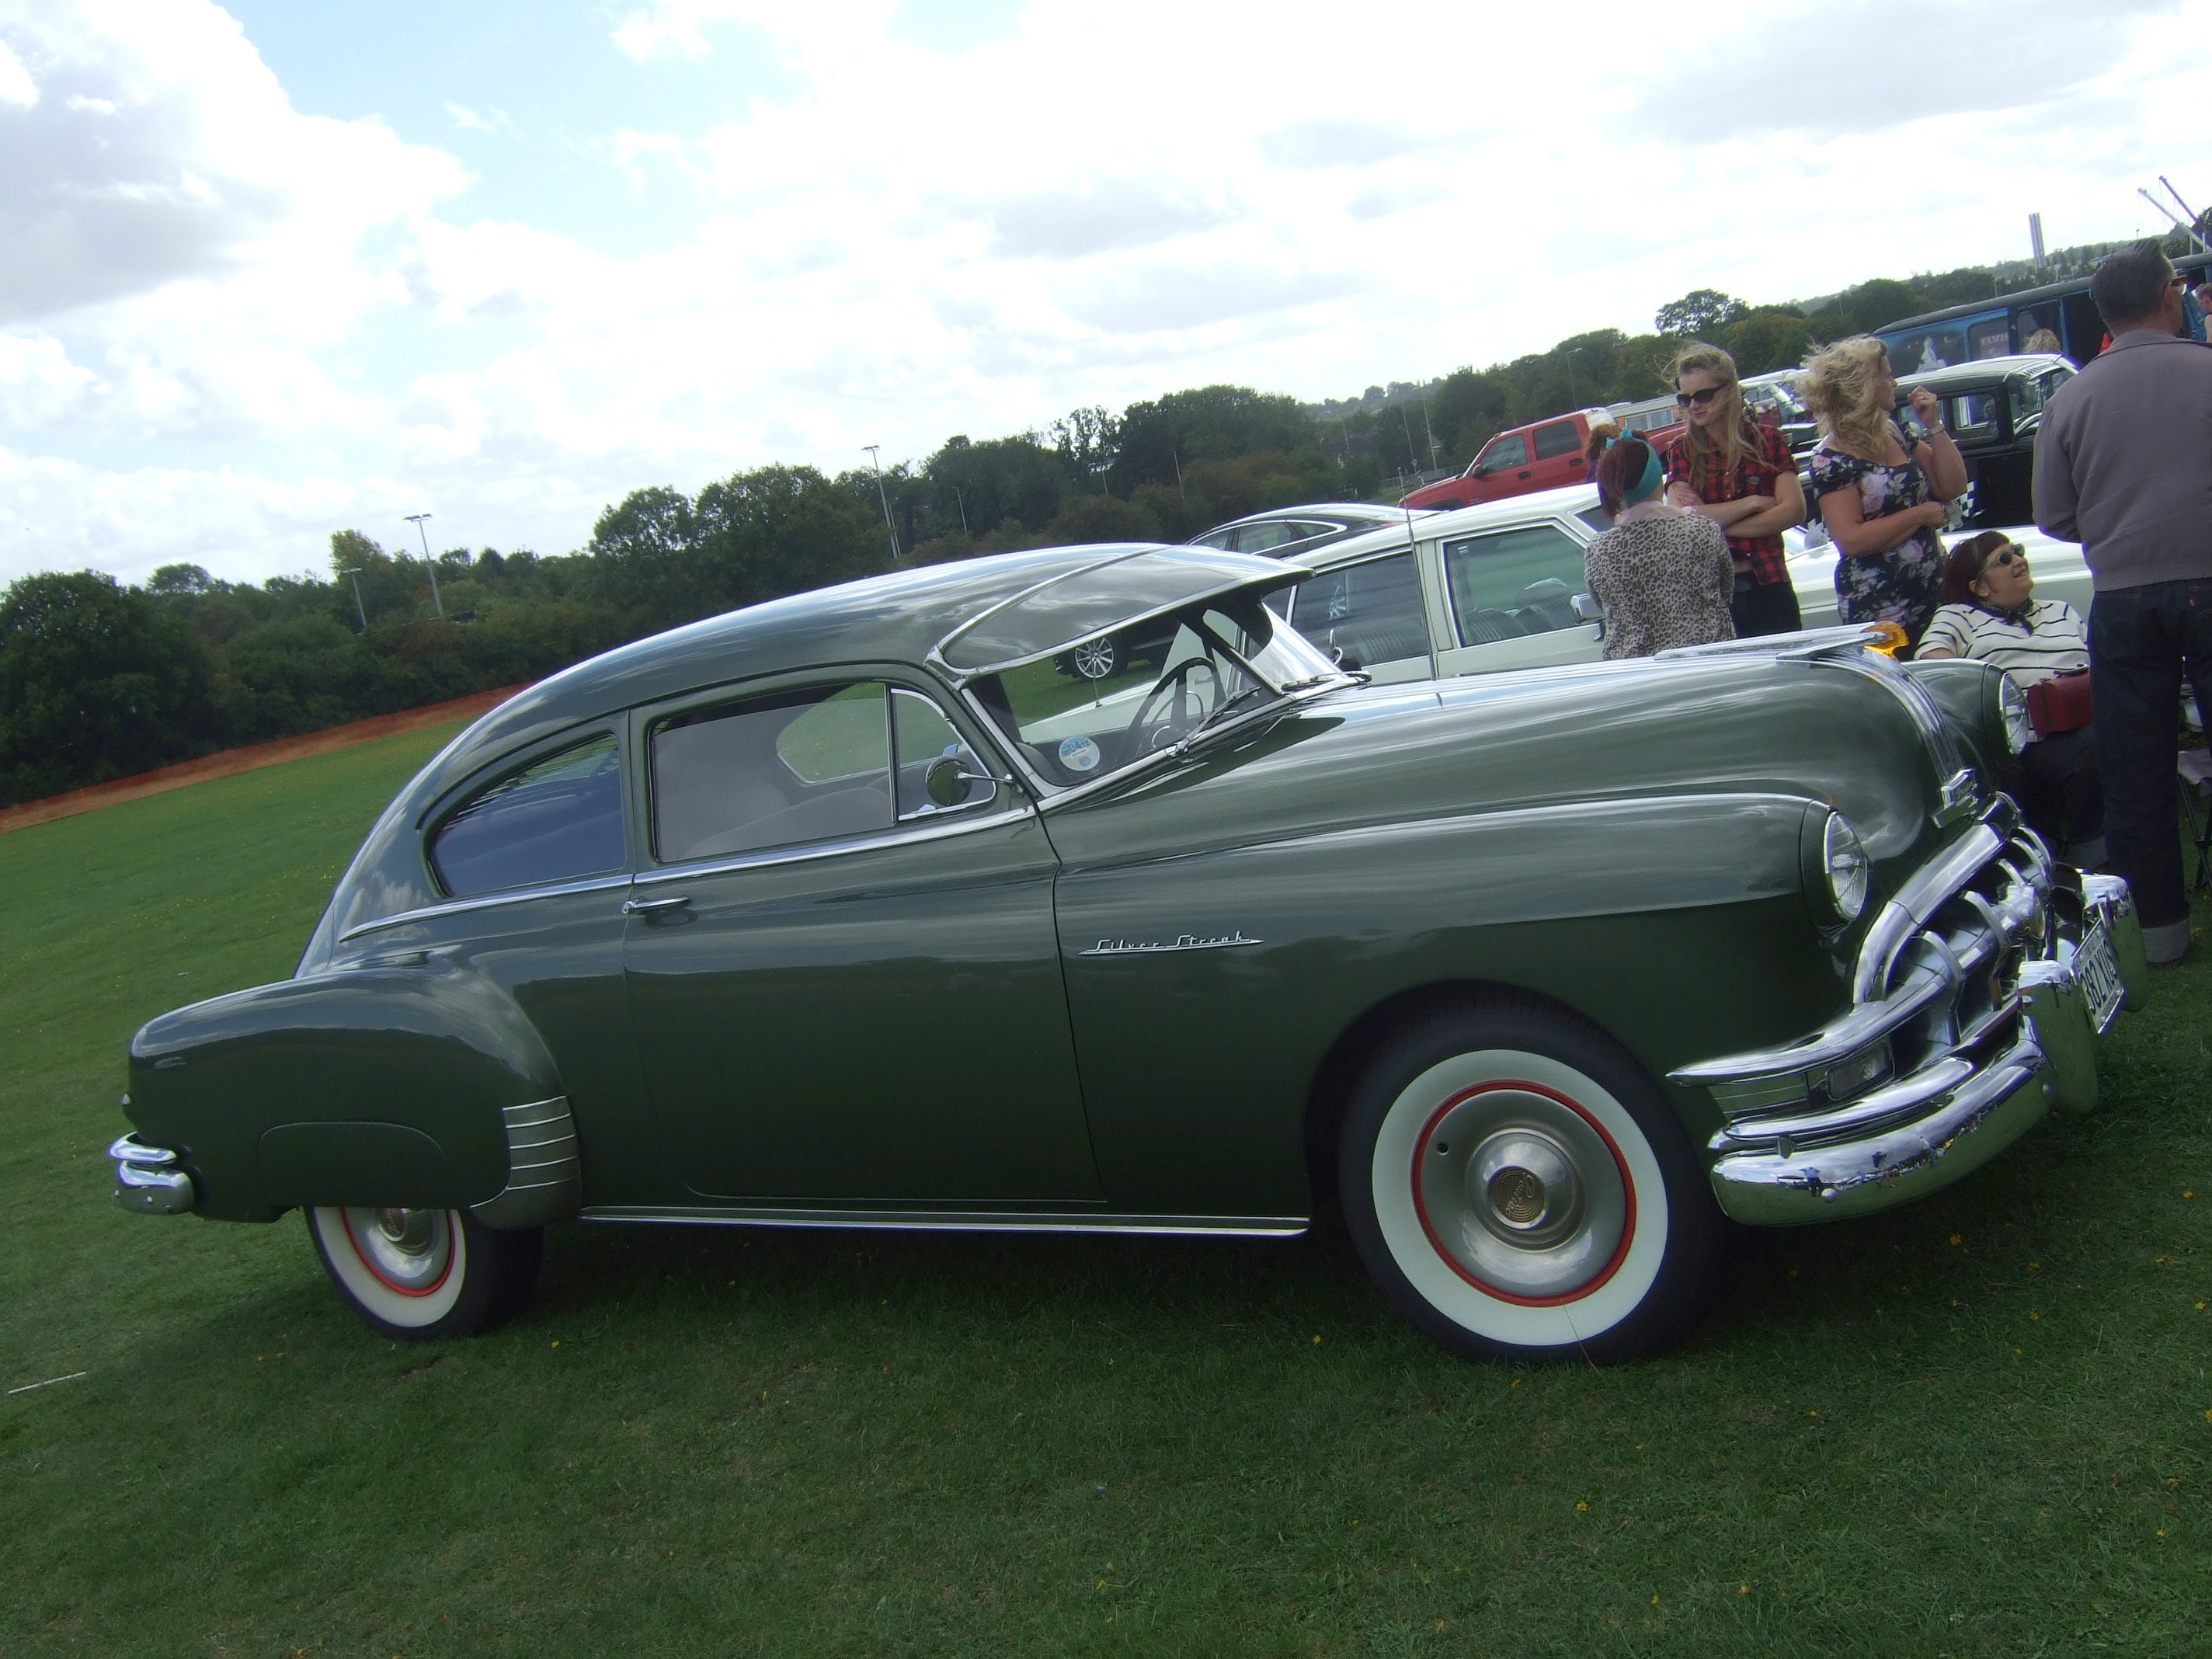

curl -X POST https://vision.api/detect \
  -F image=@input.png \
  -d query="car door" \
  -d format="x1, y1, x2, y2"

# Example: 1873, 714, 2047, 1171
1528, 418, 1585, 491
1282, 548, 1437, 682
1431, 518, 1604, 676
1466, 430, 1532, 503
619, 672, 1101, 1204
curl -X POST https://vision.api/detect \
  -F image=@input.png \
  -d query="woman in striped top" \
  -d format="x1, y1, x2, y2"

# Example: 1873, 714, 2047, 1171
1917, 530, 2103, 865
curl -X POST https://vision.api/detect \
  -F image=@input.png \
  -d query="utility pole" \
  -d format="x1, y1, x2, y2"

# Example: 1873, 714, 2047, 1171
954, 487, 969, 535
339, 566, 367, 630
862, 446, 899, 562
403, 513, 444, 619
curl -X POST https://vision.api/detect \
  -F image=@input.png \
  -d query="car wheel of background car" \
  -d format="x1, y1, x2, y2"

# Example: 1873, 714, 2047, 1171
1338, 999, 1721, 1365
1071, 638, 1118, 680
306, 1204, 544, 1341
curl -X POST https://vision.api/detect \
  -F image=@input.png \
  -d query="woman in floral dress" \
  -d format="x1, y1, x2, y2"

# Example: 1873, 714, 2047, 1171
1799, 337, 1968, 645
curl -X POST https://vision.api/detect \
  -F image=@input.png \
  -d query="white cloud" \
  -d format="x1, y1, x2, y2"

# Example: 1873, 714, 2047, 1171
0, 33, 35, 106
444, 100, 513, 136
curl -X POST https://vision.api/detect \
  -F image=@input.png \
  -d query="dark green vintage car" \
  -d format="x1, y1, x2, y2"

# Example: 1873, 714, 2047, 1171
110, 544, 2147, 1362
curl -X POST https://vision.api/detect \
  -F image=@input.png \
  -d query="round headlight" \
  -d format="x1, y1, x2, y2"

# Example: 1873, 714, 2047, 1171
1998, 673, 2032, 756
1821, 812, 1870, 925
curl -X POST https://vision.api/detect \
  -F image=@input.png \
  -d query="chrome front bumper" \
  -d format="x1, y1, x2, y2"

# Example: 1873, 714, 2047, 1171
111, 1133, 196, 1216
1671, 802, 2145, 1224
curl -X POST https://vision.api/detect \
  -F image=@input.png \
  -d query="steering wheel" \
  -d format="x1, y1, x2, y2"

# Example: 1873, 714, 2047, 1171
1126, 659, 1220, 748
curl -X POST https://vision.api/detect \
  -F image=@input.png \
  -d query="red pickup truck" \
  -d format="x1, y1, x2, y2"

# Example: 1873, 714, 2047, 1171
1400, 408, 1611, 512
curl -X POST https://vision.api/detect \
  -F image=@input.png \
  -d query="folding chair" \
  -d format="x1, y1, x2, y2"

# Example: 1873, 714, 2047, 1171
2180, 749, 2212, 896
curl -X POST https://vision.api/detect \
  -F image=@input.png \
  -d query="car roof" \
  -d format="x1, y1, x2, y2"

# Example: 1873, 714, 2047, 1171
435, 542, 1297, 780
1192, 501, 1431, 536
1896, 353, 2073, 391
1289, 484, 1605, 570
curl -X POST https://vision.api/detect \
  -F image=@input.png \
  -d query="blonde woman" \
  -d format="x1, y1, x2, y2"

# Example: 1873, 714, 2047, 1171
1800, 336, 1968, 644
1661, 343, 1805, 638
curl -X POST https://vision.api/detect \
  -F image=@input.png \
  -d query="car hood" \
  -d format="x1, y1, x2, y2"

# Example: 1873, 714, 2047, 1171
1049, 644, 1972, 886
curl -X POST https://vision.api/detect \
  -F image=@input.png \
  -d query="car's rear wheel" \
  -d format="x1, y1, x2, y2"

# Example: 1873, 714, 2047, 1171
307, 1205, 542, 1341
1339, 1000, 1720, 1364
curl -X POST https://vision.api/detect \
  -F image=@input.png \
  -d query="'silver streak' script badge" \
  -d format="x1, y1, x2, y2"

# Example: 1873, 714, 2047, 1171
1078, 930, 1264, 957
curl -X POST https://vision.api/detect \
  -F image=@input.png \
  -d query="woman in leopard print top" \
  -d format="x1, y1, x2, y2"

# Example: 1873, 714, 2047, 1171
1582, 434, 1734, 660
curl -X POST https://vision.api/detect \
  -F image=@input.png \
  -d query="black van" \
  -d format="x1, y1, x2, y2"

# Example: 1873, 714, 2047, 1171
1873, 253, 2212, 374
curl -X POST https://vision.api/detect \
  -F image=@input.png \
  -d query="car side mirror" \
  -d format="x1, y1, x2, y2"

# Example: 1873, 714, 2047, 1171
1570, 592, 1605, 623
924, 756, 999, 809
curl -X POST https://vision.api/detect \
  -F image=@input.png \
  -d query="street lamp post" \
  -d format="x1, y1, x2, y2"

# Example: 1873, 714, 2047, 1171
339, 566, 367, 630
862, 446, 899, 564
403, 513, 445, 619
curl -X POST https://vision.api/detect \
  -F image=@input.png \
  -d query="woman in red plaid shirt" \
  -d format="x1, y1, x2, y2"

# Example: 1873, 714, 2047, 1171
1661, 343, 1807, 638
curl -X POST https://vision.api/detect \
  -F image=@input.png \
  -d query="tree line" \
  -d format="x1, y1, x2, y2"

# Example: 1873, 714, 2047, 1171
3, 238, 2184, 806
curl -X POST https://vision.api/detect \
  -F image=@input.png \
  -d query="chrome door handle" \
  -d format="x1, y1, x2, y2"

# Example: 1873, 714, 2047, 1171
621, 895, 690, 916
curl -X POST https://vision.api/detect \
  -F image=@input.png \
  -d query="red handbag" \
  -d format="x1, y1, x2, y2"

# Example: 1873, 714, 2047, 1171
2024, 670, 2092, 737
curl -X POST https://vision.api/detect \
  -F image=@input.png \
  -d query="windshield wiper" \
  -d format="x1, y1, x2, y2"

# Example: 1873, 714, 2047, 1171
1172, 686, 1275, 754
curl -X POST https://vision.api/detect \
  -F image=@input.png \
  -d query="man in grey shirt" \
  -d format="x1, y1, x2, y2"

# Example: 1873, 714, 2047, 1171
2034, 239, 2212, 963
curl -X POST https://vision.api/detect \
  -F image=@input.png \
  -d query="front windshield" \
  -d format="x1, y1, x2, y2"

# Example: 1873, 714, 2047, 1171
969, 593, 1341, 791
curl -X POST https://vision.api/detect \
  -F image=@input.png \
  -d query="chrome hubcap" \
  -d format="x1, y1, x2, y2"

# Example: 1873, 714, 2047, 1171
1417, 1087, 1628, 1300
346, 1206, 453, 1293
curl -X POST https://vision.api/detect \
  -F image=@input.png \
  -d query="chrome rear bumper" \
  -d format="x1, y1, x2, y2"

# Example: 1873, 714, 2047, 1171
1671, 801, 2144, 1225
111, 1134, 196, 1215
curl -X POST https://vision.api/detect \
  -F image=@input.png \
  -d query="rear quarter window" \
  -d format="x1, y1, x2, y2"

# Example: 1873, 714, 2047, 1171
430, 733, 624, 899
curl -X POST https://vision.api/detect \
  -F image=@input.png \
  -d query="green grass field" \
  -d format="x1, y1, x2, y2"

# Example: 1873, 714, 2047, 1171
3, 729, 2209, 1657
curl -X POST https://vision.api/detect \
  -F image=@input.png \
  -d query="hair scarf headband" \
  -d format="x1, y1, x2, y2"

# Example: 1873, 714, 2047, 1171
1619, 443, 1664, 506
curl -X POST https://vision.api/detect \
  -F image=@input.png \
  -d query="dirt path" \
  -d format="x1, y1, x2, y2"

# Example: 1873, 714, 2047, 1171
0, 683, 528, 836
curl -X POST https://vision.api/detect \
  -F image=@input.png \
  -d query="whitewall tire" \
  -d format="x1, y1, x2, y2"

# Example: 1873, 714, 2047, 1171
1341, 1000, 1721, 1364
306, 1205, 543, 1341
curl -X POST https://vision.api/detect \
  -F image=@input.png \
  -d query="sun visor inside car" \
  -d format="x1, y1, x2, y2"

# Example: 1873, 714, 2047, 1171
935, 547, 1310, 676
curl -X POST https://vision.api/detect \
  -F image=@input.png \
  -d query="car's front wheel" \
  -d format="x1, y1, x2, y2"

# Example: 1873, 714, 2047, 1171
306, 1205, 543, 1341
1340, 1000, 1720, 1364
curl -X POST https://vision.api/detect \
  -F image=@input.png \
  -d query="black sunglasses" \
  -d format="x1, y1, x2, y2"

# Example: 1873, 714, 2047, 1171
1981, 547, 2022, 572
1673, 386, 1726, 408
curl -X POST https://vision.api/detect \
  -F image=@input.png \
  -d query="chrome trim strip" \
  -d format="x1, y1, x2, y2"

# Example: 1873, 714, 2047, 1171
579, 1205, 1309, 1236
338, 872, 633, 944
473, 1097, 581, 1230
1713, 1057, 1974, 1146
632, 803, 1033, 887
1671, 958, 1955, 1088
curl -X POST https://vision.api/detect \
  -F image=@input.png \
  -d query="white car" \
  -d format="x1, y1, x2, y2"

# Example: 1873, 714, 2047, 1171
1277, 484, 2090, 681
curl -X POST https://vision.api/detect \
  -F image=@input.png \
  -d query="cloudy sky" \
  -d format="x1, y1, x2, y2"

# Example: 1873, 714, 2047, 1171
2, 0, 2208, 586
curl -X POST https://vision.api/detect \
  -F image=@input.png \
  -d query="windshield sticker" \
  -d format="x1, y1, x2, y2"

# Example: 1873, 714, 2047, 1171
1059, 735, 1101, 773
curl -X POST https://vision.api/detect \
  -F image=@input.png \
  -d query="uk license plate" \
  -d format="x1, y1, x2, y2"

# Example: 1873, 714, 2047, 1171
2077, 920, 2126, 1033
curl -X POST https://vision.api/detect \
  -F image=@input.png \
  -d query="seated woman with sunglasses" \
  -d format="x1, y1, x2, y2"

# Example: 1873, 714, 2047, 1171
1583, 433, 1734, 660
1917, 530, 2104, 866
1661, 343, 1806, 639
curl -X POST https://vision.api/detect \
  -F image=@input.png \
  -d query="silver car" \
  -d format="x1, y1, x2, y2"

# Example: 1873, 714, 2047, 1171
1278, 484, 2090, 680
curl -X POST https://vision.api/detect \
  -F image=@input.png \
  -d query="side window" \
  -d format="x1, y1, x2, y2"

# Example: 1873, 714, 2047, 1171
652, 681, 892, 863
1238, 520, 1330, 554
1531, 421, 1581, 462
1444, 523, 1589, 645
1288, 552, 1429, 670
891, 687, 995, 819
1474, 432, 1529, 475
1967, 316, 2012, 360
1943, 391, 2001, 439
431, 733, 624, 899
1189, 527, 1236, 549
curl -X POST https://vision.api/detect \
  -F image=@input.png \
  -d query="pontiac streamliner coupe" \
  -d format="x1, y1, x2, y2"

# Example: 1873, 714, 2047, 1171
111, 544, 2146, 1362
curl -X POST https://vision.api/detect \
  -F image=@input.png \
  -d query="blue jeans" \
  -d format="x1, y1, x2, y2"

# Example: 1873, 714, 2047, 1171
2088, 579, 2212, 930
